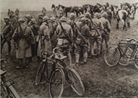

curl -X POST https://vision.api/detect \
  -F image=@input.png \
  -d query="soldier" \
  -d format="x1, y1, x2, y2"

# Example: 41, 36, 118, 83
37, 16, 52, 59
12, 18, 34, 69
56, 16, 73, 66
29, 18, 39, 57
106, 7, 112, 24
37, 13, 44, 26
67, 13, 77, 42
90, 13, 104, 57
25, 14, 32, 26
100, 13, 111, 52
1, 17, 13, 55
74, 17, 91, 66
49, 16, 58, 48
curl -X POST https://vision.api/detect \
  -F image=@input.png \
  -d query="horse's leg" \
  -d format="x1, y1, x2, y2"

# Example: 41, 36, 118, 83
127, 16, 130, 28
116, 18, 120, 29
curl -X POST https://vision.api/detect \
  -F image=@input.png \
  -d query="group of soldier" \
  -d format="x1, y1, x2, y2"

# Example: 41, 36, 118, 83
1, 8, 111, 69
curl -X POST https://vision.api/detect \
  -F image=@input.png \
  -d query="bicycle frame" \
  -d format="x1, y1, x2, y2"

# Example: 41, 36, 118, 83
41, 56, 66, 83
117, 42, 138, 60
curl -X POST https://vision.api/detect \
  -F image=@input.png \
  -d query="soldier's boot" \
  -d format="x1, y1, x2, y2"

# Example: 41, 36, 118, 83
83, 52, 88, 64
90, 45, 95, 57
75, 53, 80, 67
80, 52, 87, 65
16, 59, 23, 69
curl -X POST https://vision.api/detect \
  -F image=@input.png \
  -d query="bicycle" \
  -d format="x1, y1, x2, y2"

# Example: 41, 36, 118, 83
104, 38, 138, 69
0, 69, 20, 98
35, 47, 85, 98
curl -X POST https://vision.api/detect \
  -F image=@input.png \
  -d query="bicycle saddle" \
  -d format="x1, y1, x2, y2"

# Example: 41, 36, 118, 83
55, 53, 67, 60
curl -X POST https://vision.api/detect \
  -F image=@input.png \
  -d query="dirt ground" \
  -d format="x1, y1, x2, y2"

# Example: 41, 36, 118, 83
1, 10, 138, 98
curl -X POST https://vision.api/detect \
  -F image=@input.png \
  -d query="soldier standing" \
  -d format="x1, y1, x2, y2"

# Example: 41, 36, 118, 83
49, 16, 58, 49
37, 13, 44, 26
1, 17, 13, 55
100, 13, 111, 52
12, 18, 34, 69
37, 16, 52, 58
29, 18, 39, 57
90, 13, 104, 57
56, 16, 73, 66
74, 17, 91, 66
25, 14, 32, 26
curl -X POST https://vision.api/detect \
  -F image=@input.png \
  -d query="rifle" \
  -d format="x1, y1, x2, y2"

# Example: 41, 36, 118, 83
88, 16, 100, 37
59, 22, 72, 44
73, 22, 88, 44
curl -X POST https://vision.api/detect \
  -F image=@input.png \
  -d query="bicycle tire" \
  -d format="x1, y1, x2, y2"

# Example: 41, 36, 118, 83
35, 62, 46, 86
104, 46, 120, 66
49, 68, 65, 98
119, 47, 132, 66
134, 50, 138, 69
66, 67, 85, 96
7, 85, 20, 98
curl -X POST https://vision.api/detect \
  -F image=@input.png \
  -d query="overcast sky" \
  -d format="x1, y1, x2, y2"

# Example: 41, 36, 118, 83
1, 0, 138, 12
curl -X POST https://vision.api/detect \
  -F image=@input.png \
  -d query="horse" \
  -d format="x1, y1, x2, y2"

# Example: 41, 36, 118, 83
51, 4, 60, 17
115, 9, 130, 31
70, 6, 84, 17
58, 4, 72, 17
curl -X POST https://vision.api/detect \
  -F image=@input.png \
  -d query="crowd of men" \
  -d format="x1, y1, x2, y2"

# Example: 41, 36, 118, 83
2, 2, 137, 69
1, 9, 111, 69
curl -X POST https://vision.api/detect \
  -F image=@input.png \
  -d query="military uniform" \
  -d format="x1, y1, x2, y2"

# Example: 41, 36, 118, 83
12, 18, 34, 68
56, 16, 73, 66
49, 16, 58, 48
100, 17, 111, 51
25, 14, 32, 26
75, 18, 91, 65
37, 16, 52, 57
30, 18, 39, 56
1, 17, 13, 54
90, 13, 104, 56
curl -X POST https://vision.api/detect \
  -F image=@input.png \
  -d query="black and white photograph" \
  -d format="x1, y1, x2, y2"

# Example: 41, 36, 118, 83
1, 0, 138, 97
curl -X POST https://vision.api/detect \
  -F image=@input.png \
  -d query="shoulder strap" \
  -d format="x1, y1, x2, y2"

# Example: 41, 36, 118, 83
59, 22, 72, 43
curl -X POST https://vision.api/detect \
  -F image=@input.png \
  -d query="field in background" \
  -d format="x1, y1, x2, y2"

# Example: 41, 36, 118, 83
1, 10, 138, 98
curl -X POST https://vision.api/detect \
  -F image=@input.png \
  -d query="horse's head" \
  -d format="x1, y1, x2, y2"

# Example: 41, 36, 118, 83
51, 4, 55, 9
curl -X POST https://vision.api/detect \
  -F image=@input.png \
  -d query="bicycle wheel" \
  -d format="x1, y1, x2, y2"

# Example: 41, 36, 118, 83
66, 67, 85, 96
1, 83, 20, 98
119, 47, 132, 66
7, 85, 20, 98
134, 50, 138, 69
49, 68, 65, 98
104, 46, 120, 66
35, 62, 46, 86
